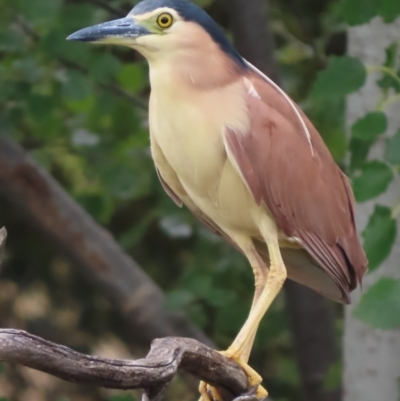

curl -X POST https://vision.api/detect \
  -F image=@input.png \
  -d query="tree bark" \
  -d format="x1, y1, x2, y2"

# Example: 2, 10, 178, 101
0, 136, 212, 348
227, 2, 340, 400
227, 0, 280, 84
0, 330, 252, 401
344, 17, 400, 401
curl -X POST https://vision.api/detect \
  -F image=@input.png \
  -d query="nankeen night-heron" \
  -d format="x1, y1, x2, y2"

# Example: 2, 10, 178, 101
68, 0, 368, 398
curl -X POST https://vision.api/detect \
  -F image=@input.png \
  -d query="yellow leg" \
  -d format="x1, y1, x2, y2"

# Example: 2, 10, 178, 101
199, 221, 283, 401
237, 247, 269, 363
227, 217, 287, 359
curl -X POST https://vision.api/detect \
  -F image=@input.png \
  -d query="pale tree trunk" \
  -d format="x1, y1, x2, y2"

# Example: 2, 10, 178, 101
344, 17, 400, 401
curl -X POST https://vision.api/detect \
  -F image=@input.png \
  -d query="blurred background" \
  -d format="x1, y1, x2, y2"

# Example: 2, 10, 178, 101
0, 0, 399, 400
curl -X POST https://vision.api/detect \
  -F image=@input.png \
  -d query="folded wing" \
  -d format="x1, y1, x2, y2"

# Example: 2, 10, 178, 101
222, 63, 367, 303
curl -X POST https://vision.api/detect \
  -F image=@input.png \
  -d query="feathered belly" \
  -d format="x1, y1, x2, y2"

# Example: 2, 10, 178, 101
148, 77, 293, 238
149, 99, 260, 235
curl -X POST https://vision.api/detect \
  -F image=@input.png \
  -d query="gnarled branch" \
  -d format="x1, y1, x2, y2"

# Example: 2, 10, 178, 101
0, 329, 263, 401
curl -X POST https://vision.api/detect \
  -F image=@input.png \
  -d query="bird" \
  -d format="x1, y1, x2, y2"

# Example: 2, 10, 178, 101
67, 0, 368, 399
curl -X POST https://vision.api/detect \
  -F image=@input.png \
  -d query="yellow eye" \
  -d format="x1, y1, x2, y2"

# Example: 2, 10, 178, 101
157, 13, 173, 29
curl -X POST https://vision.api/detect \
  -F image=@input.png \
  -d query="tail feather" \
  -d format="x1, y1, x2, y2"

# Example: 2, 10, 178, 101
254, 240, 350, 304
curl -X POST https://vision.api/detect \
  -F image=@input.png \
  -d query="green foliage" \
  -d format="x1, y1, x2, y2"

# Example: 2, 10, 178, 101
351, 112, 387, 141
378, 43, 400, 93
385, 129, 400, 164
309, 3, 400, 332
310, 56, 366, 99
379, 0, 400, 23
118, 63, 148, 93
347, 38, 400, 288
323, 362, 342, 391
340, 0, 381, 26
340, 0, 400, 25
353, 277, 400, 329
352, 161, 393, 202
362, 206, 397, 271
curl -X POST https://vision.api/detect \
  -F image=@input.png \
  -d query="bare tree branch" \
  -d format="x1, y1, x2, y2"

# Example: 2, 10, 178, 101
0, 329, 261, 401
0, 136, 212, 348
226, 0, 280, 84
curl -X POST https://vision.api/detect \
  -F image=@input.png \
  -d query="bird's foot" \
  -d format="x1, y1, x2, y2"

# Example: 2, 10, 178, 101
197, 349, 268, 401
198, 380, 223, 401
220, 349, 268, 399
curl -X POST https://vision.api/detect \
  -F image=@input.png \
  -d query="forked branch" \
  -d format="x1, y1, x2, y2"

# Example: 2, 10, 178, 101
0, 330, 264, 401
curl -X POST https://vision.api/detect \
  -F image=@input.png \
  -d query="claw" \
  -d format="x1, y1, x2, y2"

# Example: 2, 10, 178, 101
219, 350, 268, 398
198, 381, 211, 401
198, 380, 224, 401
198, 349, 268, 401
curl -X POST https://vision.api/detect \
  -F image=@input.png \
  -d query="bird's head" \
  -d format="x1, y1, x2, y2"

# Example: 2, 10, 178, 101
67, 0, 245, 67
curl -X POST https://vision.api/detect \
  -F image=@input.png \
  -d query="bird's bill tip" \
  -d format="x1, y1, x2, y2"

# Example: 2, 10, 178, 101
66, 17, 149, 43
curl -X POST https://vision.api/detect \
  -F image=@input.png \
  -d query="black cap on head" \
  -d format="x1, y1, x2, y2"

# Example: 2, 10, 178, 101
130, 0, 247, 67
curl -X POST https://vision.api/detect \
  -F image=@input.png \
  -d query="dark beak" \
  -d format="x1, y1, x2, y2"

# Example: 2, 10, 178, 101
66, 17, 150, 43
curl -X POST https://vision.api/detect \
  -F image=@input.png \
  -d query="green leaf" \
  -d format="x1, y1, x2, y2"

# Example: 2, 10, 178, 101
340, 0, 380, 26
0, 30, 25, 52
379, 0, 400, 23
15, 0, 62, 26
353, 277, 400, 329
362, 205, 397, 271
102, 154, 153, 201
310, 56, 366, 99
377, 43, 400, 92
383, 43, 399, 69
27, 94, 55, 122
352, 161, 393, 202
350, 138, 372, 171
324, 362, 341, 391
61, 3, 98, 32
385, 129, 400, 165
118, 211, 157, 248
351, 112, 388, 141
88, 53, 121, 84
117, 63, 147, 93
206, 288, 236, 308
62, 70, 92, 101
42, 28, 90, 63
166, 290, 195, 311
12, 58, 43, 82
